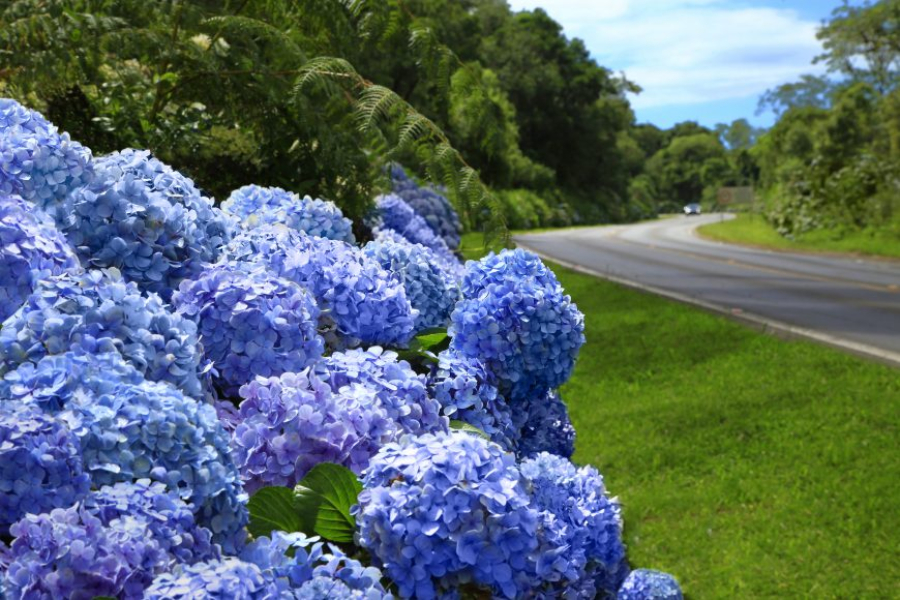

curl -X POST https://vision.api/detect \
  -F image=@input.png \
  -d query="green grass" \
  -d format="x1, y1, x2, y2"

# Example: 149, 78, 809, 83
460, 232, 900, 598
698, 213, 900, 259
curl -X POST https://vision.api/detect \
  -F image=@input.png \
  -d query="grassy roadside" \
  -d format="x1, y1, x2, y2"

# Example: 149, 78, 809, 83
698, 212, 900, 259
460, 232, 900, 598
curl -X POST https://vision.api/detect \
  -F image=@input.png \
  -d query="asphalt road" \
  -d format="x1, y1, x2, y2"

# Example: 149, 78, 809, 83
514, 214, 900, 362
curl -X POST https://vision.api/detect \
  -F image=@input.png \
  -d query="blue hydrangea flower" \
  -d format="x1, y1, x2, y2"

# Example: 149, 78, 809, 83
370, 227, 464, 284
449, 249, 585, 401
85, 480, 219, 566
355, 431, 542, 599
0, 193, 79, 322
0, 402, 89, 533
520, 453, 629, 597
4, 505, 169, 599
231, 372, 398, 494
617, 569, 683, 600
313, 347, 447, 437
427, 348, 516, 449
223, 225, 415, 348
390, 165, 461, 250
144, 557, 281, 599
371, 194, 459, 269
513, 390, 576, 459
0, 269, 207, 398
0, 99, 93, 211
174, 264, 324, 397
224, 184, 356, 243
63, 149, 234, 299
3, 351, 247, 553
241, 531, 391, 598
363, 239, 458, 332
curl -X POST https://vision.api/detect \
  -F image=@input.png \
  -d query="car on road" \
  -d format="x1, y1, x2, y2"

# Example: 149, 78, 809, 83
683, 203, 701, 216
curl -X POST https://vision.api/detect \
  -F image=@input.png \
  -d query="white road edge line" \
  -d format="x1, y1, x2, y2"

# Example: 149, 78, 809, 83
516, 241, 900, 370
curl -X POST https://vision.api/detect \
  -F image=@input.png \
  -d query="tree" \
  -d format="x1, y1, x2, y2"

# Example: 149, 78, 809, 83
757, 75, 835, 117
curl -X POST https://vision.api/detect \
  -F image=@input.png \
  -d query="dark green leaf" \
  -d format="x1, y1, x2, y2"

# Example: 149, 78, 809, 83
294, 463, 362, 543
415, 328, 449, 352
449, 420, 491, 440
247, 486, 302, 538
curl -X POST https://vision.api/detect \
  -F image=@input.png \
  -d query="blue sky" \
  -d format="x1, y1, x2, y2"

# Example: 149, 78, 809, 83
506, 0, 854, 129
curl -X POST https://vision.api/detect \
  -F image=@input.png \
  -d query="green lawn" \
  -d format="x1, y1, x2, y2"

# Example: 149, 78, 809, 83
460, 232, 900, 598
698, 213, 900, 259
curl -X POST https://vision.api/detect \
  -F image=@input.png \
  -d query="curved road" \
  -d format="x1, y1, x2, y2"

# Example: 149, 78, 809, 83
514, 215, 900, 363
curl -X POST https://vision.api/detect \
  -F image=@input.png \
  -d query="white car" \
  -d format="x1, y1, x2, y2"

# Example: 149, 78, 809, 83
683, 203, 701, 216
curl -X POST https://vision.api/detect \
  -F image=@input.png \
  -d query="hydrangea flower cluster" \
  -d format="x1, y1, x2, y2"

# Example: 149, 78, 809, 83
174, 265, 323, 396
0, 99, 93, 210
63, 149, 233, 299
0, 402, 90, 533
390, 165, 461, 250
450, 248, 585, 401
355, 431, 542, 599
372, 194, 459, 268
520, 452, 629, 597
231, 372, 398, 494
617, 569, 684, 600
85, 480, 219, 566
363, 239, 458, 332
427, 349, 516, 449
513, 390, 576, 459
4, 504, 169, 599
371, 227, 464, 283
224, 184, 355, 244
223, 225, 415, 347
144, 557, 279, 599
0, 193, 79, 321
241, 531, 391, 598
313, 347, 447, 437
0, 268, 206, 398
3, 351, 247, 553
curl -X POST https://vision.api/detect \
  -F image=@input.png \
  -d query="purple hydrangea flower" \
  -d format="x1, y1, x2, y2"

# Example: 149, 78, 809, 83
144, 557, 282, 599
617, 569, 683, 600
63, 149, 234, 299
0, 269, 207, 398
427, 348, 516, 449
231, 372, 398, 494
371, 194, 459, 269
355, 431, 542, 599
390, 165, 461, 250
313, 347, 447, 437
223, 225, 415, 348
224, 184, 355, 243
0, 193, 79, 321
520, 453, 629, 597
85, 480, 219, 566
241, 531, 391, 598
4, 505, 168, 599
0, 99, 93, 210
513, 390, 576, 459
449, 249, 585, 401
0, 402, 90, 533
363, 239, 458, 332
174, 264, 324, 397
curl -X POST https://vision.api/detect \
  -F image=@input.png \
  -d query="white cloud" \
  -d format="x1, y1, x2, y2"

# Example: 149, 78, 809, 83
507, 0, 826, 110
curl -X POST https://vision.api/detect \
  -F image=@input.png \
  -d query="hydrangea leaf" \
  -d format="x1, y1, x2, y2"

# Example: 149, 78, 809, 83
449, 420, 492, 441
293, 463, 362, 543
415, 328, 451, 353
247, 487, 302, 539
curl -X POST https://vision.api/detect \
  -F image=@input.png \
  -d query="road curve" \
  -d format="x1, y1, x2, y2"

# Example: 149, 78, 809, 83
514, 215, 900, 363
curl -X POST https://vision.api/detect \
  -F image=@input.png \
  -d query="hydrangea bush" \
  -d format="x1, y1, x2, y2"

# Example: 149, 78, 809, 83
389, 165, 461, 250
174, 264, 324, 396
63, 149, 233, 299
0, 102, 683, 599
0, 99, 93, 211
0, 193, 80, 321
224, 184, 355, 244
0, 269, 207, 398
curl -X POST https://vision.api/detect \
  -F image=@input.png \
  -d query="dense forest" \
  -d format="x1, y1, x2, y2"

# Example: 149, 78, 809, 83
1, 0, 897, 239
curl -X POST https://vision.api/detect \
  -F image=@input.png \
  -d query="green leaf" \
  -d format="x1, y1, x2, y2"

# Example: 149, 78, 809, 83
415, 328, 450, 353
294, 463, 362, 543
247, 486, 302, 538
449, 420, 491, 441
